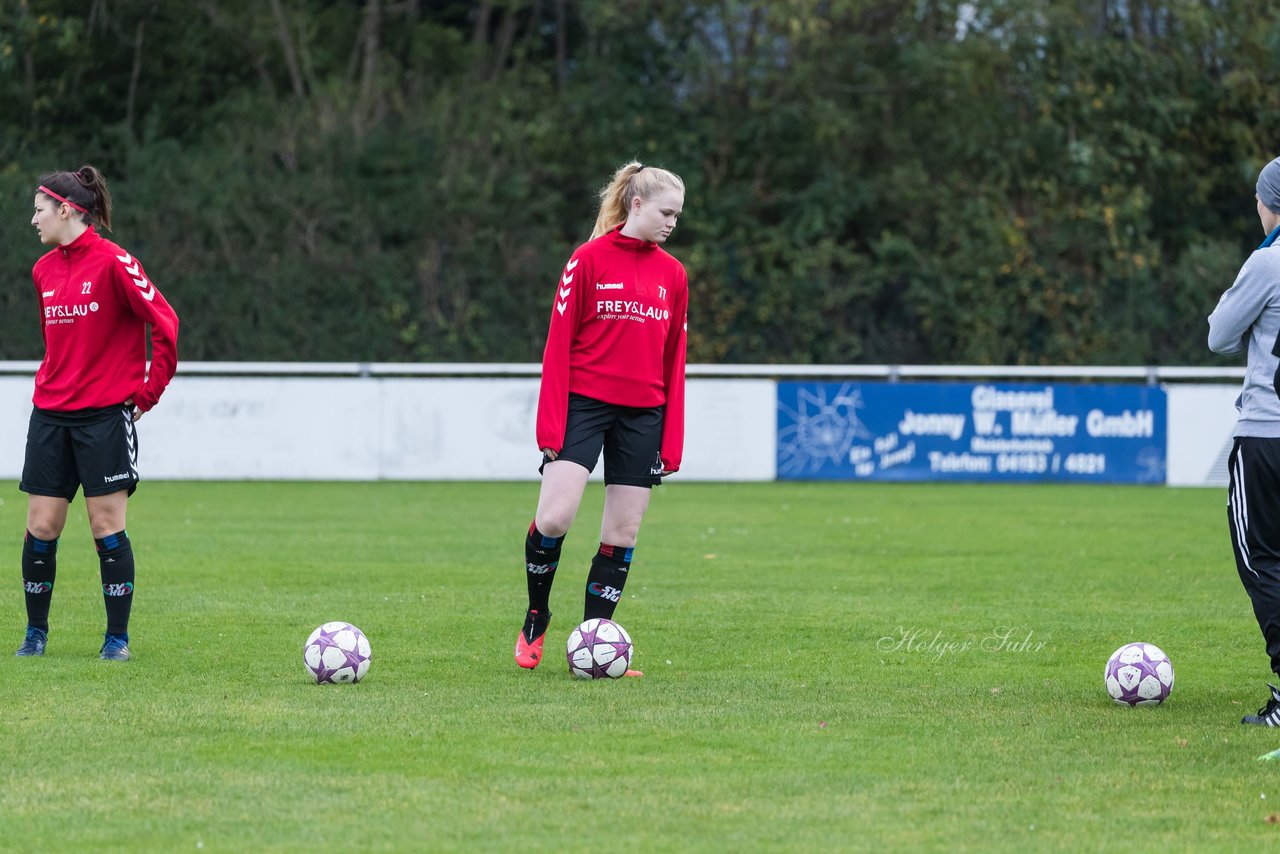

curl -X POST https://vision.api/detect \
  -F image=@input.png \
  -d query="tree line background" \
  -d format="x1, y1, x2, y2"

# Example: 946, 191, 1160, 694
1, 0, 1278, 366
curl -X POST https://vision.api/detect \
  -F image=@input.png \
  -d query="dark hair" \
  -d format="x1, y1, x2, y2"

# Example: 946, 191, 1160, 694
36, 165, 113, 232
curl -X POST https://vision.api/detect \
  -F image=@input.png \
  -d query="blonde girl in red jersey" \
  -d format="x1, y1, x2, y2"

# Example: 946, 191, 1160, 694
17, 166, 179, 661
515, 161, 688, 674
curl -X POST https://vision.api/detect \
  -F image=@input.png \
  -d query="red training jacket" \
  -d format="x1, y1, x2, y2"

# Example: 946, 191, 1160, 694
31, 226, 179, 413
537, 225, 689, 472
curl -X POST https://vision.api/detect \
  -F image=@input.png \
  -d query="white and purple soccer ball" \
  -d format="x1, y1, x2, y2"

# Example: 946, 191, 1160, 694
1105, 642, 1173, 706
303, 622, 371, 684
566, 618, 633, 679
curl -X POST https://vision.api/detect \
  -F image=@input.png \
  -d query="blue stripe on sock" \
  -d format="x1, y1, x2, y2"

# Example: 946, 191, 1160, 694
27, 534, 56, 554
622, 547, 634, 563
101, 533, 119, 551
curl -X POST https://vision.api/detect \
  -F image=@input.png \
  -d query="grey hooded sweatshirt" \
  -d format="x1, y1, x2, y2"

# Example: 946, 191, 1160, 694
1208, 239, 1280, 438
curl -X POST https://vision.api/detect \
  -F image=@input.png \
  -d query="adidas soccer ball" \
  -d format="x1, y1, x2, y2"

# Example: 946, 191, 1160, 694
566, 618, 633, 679
1105, 642, 1173, 706
303, 622, 371, 684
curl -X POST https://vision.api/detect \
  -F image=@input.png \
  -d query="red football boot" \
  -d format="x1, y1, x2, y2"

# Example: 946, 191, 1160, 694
515, 609, 551, 669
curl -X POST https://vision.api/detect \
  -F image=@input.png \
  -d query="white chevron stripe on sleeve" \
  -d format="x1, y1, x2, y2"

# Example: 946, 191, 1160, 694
117, 252, 157, 300
556, 258, 578, 314
131, 277, 157, 301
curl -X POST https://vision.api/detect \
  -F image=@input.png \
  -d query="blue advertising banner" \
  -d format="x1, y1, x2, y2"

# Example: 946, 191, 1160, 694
776, 382, 1167, 483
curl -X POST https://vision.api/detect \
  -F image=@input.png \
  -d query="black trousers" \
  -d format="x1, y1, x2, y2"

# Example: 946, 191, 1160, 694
1228, 437, 1280, 675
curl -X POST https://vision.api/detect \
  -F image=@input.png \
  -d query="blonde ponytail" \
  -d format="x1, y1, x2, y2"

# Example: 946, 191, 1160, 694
590, 161, 685, 239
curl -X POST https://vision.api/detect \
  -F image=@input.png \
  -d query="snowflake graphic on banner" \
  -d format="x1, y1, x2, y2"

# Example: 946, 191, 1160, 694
777, 383, 873, 476
1135, 446, 1166, 484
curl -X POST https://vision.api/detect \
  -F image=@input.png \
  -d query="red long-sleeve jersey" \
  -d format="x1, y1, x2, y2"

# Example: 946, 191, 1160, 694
31, 226, 179, 413
537, 226, 688, 472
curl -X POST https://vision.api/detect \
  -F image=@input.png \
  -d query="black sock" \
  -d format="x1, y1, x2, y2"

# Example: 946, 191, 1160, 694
525, 521, 564, 615
96, 530, 135, 637
22, 531, 58, 632
584, 543, 633, 621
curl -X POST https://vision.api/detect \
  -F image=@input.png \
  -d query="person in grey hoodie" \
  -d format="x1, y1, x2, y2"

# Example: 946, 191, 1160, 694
1208, 155, 1280, 725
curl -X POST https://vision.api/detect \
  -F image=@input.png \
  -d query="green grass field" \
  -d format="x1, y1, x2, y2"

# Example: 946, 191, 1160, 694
0, 480, 1277, 851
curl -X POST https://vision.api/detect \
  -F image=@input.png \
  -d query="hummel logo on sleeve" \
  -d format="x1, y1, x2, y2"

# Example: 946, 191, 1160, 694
116, 252, 156, 302
557, 259, 578, 316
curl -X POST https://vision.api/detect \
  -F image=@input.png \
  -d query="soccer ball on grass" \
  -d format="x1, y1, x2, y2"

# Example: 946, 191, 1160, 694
303, 621, 371, 684
1104, 642, 1173, 706
566, 618, 633, 679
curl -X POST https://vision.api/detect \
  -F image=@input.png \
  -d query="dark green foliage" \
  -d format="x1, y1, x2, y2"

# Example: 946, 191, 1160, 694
2, 0, 1278, 365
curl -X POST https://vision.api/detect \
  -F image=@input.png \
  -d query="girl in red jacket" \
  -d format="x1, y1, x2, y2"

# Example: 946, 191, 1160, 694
17, 166, 179, 661
515, 161, 688, 674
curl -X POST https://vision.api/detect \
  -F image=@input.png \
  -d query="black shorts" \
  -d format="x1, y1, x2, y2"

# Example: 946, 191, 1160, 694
20, 405, 139, 502
543, 393, 665, 487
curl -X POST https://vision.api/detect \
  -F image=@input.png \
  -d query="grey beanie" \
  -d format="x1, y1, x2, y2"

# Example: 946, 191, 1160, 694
1258, 156, 1280, 214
